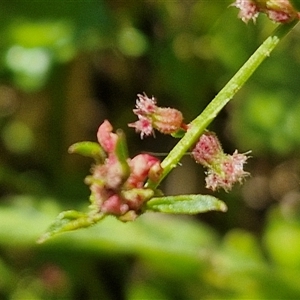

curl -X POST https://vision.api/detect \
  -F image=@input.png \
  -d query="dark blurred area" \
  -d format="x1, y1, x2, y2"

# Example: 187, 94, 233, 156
1, 1, 300, 299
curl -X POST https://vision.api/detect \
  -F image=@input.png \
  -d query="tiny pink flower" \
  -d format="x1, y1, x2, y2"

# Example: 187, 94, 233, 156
192, 131, 250, 192
128, 116, 154, 138
232, 0, 259, 23
204, 151, 250, 192
134, 93, 157, 115
227, 150, 250, 181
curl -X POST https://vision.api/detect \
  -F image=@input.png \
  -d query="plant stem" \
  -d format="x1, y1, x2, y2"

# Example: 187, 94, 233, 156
146, 20, 299, 190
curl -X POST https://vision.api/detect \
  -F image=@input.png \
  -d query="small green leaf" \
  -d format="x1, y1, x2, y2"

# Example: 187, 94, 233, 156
115, 130, 129, 162
171, 128, 186, 138
146, 194, 227, 214
115, 129, 130, 176
37, 210, 104, 243
68, 141, 106, 162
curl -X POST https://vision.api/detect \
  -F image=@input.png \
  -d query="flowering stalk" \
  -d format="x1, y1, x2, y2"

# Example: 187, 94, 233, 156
38, 3, 299, 243
146, 20, 298, 190
129, 94, 250, 191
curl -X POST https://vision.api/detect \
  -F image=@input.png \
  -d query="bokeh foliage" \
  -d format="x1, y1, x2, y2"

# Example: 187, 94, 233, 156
1, 1, 300, 299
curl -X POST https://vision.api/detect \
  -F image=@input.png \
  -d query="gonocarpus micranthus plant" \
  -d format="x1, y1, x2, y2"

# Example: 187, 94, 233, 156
38, 0, 300, 243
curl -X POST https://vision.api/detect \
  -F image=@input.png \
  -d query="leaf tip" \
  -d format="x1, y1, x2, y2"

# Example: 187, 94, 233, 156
36, 232, 50, 244
219, 202, 228, 212
67, 144, 76, 154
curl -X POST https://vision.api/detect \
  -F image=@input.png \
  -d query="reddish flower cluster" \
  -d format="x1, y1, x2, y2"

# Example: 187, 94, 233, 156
192, 132, 250, 192
232, 0, 300, 23
87, 120, 162, 220
129, 94, 250, 192
128, 93, 184, 138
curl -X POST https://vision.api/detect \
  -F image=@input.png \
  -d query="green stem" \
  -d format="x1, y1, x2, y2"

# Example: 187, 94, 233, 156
147, 20, 298, 190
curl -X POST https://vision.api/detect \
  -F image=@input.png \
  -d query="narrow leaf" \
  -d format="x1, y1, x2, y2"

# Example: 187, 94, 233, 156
116, 129, 129, 162
146, 194, 227, 214
68, 141, 106, 162
115, 129, 130, 176
37, 210, 104, 243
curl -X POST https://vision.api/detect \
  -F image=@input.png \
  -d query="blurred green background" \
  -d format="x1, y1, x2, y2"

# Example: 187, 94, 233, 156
1, 1, 300, 299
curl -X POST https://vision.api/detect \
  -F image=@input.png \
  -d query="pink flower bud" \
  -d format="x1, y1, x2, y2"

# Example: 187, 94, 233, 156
192, 131, 223, 166
263, 0, 298, 22
153, 107, 183, 135
266, 9, 292, 22
101, 194, 129, 215
126, 154, 161, 188
97, 120, 118, 153
129, 93, 184, 138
